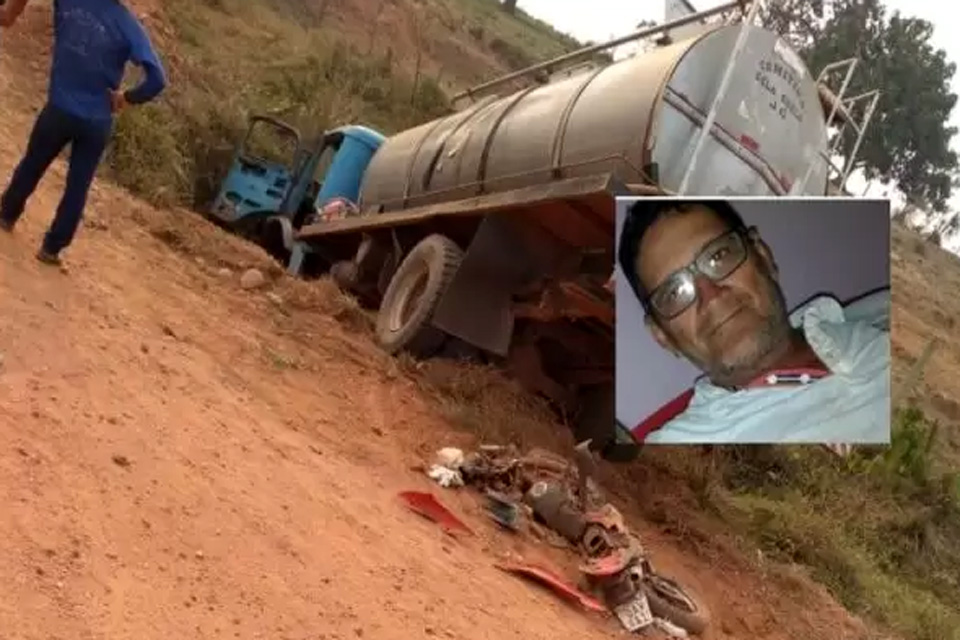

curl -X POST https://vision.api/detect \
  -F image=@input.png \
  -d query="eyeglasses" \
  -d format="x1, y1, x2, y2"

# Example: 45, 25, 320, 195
644, 229, 749, 319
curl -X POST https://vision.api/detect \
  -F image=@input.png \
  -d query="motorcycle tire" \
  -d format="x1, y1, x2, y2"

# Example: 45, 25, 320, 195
643, 573, 710, 635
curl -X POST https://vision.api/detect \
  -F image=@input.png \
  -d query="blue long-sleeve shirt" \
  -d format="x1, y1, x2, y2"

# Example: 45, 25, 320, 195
49, 0, 167, 123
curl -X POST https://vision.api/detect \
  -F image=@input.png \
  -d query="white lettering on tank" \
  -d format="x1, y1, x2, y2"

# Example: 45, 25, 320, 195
753, 56, 806, 123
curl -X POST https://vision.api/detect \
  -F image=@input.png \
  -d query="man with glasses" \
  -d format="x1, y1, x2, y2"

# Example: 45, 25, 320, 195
617, 199, 890, 445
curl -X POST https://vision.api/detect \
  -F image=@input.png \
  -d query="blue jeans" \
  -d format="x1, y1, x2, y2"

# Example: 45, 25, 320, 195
0, 103, 111, 254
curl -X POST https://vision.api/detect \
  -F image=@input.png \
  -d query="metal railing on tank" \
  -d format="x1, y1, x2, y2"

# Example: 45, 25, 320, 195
450, 0, 754, 106
796, 58, 881, 196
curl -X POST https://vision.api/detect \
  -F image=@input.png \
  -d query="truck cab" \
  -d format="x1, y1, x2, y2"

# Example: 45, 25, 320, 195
210, 115, 303, 228
210, 115, 385, 244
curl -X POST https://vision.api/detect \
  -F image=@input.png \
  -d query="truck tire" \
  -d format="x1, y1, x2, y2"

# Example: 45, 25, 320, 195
375, 234, 463, 357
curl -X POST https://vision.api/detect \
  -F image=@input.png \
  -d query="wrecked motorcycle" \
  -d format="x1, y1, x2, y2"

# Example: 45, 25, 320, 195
453, 443, 710, 635
522, 463, 709, 634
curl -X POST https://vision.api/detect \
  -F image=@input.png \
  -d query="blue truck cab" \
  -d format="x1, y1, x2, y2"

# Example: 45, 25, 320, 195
210, 115, 385, 235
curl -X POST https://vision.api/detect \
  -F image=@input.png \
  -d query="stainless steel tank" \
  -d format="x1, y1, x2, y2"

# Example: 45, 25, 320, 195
358, 23, 829, 212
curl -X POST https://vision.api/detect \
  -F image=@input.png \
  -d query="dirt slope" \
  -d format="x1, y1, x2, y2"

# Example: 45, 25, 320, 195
0, 5, 892, 640
891, 229, 960, 456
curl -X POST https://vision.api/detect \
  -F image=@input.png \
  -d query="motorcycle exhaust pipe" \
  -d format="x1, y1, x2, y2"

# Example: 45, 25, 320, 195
523, 481, 587, 543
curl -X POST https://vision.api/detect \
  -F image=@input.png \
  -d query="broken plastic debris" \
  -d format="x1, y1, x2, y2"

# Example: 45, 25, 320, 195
579, 547, 635, 578
495, 560, 607, 613
485, 490, 521, 532
435, 447, 465, 469
427, 464, 464, 488
397, 490, 474, 536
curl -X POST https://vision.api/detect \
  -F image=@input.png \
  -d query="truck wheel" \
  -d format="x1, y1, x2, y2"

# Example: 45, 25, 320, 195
376, 234, 463, 357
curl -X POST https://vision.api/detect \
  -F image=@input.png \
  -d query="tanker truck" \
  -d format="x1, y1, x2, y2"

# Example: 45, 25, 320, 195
208, 0, 875, 461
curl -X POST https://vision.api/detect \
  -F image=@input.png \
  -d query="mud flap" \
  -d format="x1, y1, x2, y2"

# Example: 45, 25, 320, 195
429, 213, 565, 356
271, 215, 297, 252
270, 216, 313, 276
286, 242, 314, 276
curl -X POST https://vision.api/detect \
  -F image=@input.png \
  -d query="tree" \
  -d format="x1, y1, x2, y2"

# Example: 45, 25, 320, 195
763, 0, 959, 213
502, 0, 517, 15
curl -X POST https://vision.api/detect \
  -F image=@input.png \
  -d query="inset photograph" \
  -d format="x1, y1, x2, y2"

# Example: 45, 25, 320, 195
615, 197, 891, 445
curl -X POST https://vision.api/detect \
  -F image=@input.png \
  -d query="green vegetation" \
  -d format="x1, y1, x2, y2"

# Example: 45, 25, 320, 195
653, 404, 960, 640
106, 0, 450, 208
765, 0, 958, 213
103, 0, 581, 211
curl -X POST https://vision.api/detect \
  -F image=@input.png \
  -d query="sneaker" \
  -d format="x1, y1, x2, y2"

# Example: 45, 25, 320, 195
36, 248, 62, 266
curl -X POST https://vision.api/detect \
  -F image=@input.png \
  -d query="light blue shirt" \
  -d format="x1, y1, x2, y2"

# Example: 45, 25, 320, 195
646, 288, 891, 444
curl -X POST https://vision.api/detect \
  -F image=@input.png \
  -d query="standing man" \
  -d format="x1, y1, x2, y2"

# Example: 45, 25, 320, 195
0, 0, 166, 266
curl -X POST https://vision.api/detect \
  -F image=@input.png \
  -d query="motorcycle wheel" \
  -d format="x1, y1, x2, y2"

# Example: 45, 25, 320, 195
642, 572, 710, 635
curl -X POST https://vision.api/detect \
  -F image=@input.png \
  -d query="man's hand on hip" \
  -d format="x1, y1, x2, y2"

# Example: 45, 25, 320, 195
110, 90, 128, 114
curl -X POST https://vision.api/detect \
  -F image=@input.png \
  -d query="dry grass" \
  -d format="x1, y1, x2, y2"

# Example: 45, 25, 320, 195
277, 277, 375, 335
102, 0, 583, 213
105, 0, 447, 210
403, 358, 572, 450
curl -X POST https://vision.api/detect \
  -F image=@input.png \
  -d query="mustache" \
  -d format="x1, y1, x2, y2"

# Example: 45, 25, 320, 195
701, 304, 745, 337
698, 275, 785, 337
697, 290, 750, 331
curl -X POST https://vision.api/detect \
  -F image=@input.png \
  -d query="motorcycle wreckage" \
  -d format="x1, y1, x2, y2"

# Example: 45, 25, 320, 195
448, 441, 710, 635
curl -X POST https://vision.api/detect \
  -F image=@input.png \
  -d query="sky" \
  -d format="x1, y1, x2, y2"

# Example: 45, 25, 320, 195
517, 0, 958, 247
